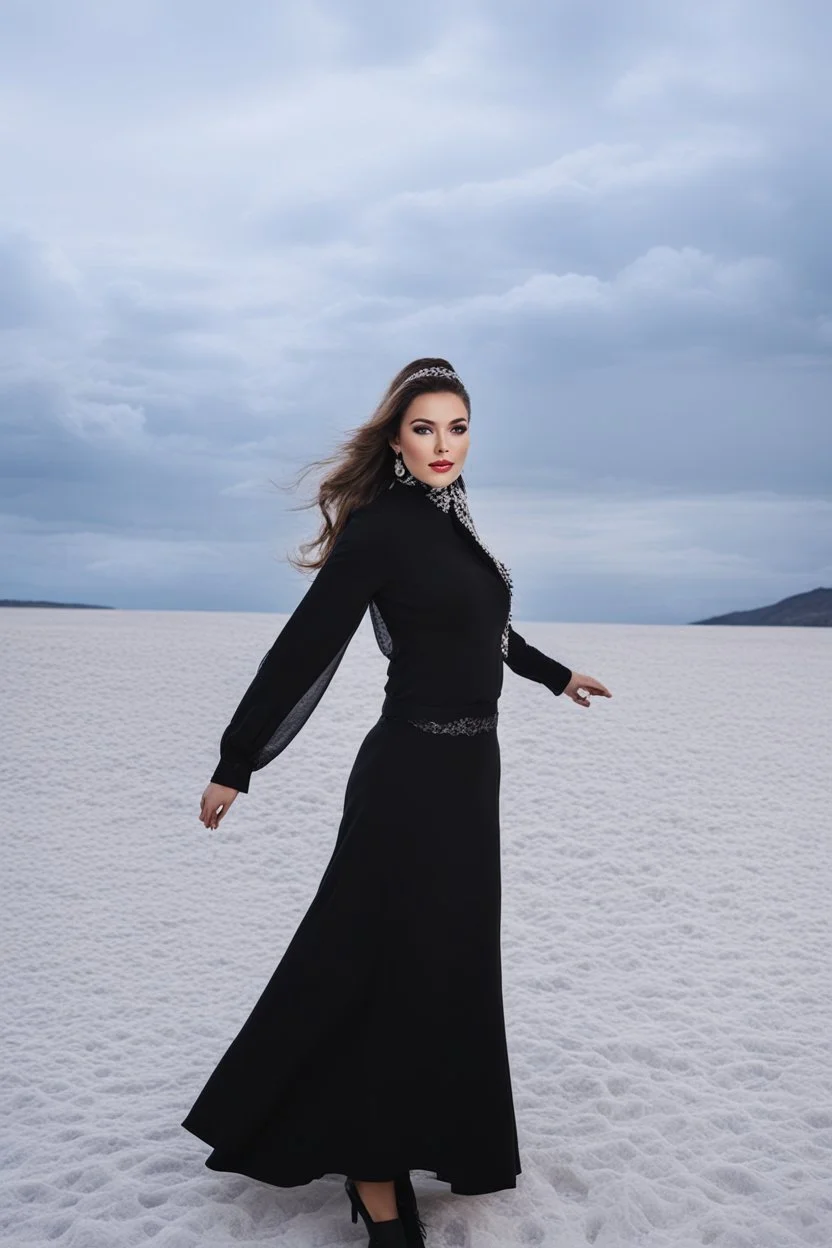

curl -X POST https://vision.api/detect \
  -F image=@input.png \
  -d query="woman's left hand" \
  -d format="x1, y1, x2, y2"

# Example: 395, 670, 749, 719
563, 671, 612, 707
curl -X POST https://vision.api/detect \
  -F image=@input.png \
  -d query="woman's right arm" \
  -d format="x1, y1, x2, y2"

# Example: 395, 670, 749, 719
206, 505, 390, 799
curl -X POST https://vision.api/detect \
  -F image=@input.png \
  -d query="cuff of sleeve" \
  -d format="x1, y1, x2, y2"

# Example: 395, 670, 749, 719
545, 662, 572, 696
211, 758, 252, 794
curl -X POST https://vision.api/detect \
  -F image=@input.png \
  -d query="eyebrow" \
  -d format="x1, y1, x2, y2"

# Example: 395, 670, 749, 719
407, 416, 469, 424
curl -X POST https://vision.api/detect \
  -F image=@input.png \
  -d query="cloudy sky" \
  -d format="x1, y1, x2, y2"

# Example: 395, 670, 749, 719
1, 0, 830, 623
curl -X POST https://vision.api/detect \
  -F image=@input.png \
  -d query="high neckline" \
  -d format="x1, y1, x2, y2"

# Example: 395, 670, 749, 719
393, 466, 467, 507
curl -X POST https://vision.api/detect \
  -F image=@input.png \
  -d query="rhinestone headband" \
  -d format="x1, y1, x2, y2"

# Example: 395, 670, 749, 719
402, 366, 463, 387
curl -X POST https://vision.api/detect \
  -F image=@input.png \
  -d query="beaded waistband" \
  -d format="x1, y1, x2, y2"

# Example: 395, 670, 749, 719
381, 694, 499, 736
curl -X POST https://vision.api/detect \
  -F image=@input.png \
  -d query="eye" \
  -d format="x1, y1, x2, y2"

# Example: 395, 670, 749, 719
413, 424, 469, 435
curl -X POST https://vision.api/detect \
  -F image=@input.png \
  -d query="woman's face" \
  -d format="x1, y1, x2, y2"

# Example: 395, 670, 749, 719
390, 391, 470, 487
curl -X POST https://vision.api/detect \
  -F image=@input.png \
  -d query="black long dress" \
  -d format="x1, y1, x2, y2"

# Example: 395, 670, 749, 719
181, 468, 572, 1197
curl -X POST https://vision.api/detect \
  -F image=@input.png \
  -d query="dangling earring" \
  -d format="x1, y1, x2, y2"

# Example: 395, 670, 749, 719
394, 451, 406, 478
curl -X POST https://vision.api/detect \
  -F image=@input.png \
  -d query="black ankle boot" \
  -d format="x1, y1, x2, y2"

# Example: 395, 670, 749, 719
344, 1178, 408, 1247
394, 1172, 428, 1245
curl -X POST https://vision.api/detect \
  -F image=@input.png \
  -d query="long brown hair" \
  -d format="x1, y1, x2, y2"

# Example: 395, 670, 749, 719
283, 357, 471, 573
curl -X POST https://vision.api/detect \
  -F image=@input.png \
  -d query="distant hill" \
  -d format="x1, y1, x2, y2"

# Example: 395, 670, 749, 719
0, 599, 115, 610
692, 586, 832, 627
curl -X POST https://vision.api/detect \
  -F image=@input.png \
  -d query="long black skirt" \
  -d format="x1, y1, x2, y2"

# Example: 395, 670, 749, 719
181, 712, 521, 1197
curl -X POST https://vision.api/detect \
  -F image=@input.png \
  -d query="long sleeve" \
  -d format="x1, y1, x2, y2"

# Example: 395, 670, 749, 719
503, 624, 572, 696
211, 507, 390, 794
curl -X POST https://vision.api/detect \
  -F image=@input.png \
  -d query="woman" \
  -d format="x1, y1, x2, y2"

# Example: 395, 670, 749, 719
181, 358, 611, 1246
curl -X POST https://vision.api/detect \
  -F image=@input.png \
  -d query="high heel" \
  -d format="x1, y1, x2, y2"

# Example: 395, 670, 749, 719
344, 1178, 409, 1246
393, 1172, 428, 1245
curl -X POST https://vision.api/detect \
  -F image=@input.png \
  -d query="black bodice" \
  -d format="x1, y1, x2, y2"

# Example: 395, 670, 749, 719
211, 472, 572, 792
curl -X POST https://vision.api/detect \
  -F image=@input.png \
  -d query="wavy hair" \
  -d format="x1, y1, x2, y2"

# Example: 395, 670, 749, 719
282, 357, 471, 573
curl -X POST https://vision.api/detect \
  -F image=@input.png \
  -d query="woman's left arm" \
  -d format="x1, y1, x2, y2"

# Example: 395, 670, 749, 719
504, 625, 612, 707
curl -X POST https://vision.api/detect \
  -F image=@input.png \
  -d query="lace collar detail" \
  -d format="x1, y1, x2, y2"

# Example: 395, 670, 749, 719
391, 467, 513, 657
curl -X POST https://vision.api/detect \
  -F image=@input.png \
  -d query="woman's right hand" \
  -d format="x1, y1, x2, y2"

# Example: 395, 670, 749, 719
199, 782, 239, 830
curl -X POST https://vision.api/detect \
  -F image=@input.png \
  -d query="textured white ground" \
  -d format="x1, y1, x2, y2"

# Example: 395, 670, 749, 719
2, 607, 831, 1248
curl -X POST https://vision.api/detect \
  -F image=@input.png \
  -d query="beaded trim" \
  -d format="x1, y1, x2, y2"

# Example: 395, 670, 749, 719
406, 712, 499, 735
391, 468, 513, 658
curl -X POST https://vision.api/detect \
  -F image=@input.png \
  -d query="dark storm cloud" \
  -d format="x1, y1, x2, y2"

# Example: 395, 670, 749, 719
0, 0, 829, 617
